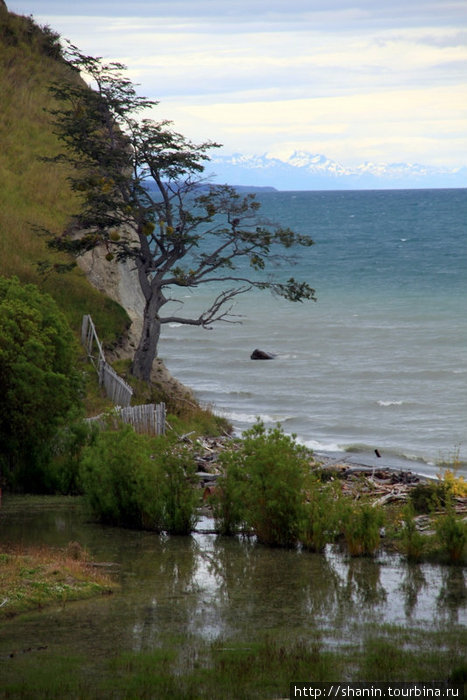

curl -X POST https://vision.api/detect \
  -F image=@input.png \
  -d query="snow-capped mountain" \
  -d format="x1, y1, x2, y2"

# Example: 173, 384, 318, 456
207, 151, 466, 190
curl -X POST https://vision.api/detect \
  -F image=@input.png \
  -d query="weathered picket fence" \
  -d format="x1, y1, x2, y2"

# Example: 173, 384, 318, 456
82, 314, 166, 436
81, 314, 133, 407
88, 403, 166, 436
121, 402, 166, 435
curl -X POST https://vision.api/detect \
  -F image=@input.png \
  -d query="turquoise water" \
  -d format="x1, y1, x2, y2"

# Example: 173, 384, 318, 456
159, 189, 467, 474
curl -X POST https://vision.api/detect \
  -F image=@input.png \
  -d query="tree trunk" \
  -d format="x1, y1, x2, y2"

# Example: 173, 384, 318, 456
131, 289, 163, 382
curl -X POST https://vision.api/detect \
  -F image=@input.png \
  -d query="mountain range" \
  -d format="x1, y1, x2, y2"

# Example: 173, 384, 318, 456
207, 151, 467, 191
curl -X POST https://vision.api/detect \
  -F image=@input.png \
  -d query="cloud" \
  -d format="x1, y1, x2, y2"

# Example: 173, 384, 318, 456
7, 0, 467, 167
155, 84, 467, 166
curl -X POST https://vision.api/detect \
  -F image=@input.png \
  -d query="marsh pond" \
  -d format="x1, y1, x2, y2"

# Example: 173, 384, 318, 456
0, 496, 465, 695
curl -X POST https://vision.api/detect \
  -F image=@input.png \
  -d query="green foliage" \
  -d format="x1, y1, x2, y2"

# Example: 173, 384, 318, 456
341, 502, 385, 557
435, 503, 467, 563
212, 445, 249, 536
214, 422, 312, 547
79, 423, 199, 533
399, 502, 427, 561
0, 9, 130, 345
159, 446, 200, 534
48, 415, 96, 494
300, 480, 341, 552
0, 10, 63, 60
409, 480, 448, 514
0, 276, 82, 491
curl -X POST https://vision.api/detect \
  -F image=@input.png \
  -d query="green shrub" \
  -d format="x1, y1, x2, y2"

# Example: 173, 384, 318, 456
214, 422, 312, 547
0, 276, 82, 492
47, 413, 96, 494
409, 481, 447, 514
400, 503, 427, 561
211, 445, 248, 536
341, 502, 385, 557
79, 423, 199, 532
435, 505, 466, 563
158, 445, 200, 535
300, 481, 340, 552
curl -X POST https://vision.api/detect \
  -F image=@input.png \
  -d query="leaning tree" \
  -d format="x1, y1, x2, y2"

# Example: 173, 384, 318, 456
43, 45, 316, 381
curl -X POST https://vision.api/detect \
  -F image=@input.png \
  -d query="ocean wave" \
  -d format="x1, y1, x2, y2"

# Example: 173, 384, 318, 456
299, 438, 344, 453
213, 409, 292, 425
344, 443, 432, 465
377, 400, 404, 407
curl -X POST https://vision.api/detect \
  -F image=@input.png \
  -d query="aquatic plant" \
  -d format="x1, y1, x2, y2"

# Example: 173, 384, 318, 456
399, 502, 428, 562
214, 421, 312, 547
300, 480, 340, 552
79, 423, 199, 533
435, 503, 467, 563
341, 502, 385, 557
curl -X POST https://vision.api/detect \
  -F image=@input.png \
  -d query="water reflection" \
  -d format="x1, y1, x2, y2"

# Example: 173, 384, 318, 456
437, 567, 466, 624
0, 497, 465, 659
399, 564, 427, 619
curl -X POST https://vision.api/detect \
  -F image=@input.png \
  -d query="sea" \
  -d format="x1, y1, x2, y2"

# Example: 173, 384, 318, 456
158, 188, 467, 478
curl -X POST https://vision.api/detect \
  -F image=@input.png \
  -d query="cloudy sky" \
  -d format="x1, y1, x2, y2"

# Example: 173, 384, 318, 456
7, 0, 467, 167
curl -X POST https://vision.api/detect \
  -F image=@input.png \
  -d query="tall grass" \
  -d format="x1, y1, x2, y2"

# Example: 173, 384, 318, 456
0, 9, 129, 343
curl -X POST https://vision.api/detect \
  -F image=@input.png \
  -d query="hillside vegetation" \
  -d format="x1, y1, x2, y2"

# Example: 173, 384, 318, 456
0, 5, 228, 433
0, 5, 129, 343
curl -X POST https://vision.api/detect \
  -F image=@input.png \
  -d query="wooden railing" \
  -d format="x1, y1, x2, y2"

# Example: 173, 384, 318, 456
81, 314, 133, 407
81, 315, 166, 435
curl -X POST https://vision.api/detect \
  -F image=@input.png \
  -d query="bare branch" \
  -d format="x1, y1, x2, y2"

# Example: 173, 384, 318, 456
161, 286, 251, 328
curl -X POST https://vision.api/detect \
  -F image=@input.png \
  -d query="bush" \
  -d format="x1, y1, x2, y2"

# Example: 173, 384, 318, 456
214, 422, 312, 547
300, 481, 340, 552
47, 414, 96, 494
435, 505, 466, 563
159, 446, 200, 535
341, 502, 385, 557
409, 481, 447, 514
0, 276, 82, 491
210, 445, 248, 536
400, 503, 427, 561
79, 422, 199, 533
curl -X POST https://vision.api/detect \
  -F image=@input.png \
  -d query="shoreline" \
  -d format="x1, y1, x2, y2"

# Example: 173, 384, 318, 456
222, 421, 451, 481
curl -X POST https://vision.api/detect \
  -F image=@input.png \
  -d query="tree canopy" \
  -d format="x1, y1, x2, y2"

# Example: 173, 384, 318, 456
0, 276, 82, 490
43, 45, 316, 381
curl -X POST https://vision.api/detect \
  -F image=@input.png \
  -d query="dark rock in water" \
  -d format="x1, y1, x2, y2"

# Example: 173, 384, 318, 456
250, 349, 275, 360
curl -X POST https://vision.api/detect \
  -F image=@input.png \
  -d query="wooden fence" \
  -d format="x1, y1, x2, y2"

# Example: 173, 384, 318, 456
88, 403, 166, 436
120, 403, 166, 436
81, 314, 133, 407
82, 314, 166, 435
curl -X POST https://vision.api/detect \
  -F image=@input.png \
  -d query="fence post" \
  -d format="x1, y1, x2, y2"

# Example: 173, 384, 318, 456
156, 402, 166, 436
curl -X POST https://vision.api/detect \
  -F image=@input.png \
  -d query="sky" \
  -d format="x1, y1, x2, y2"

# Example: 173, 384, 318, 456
7, 0, 467, 168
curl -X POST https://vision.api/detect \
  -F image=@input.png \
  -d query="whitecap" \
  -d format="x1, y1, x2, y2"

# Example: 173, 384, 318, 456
377, 400, 404, 407
214, 410, 291, 425
299, 438, 344, 453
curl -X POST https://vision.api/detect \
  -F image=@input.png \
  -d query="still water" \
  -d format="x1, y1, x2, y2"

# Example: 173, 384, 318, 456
0, 497, 465, 661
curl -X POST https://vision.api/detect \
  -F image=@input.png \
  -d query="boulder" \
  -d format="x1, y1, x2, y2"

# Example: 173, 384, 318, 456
250, 349, 275, 360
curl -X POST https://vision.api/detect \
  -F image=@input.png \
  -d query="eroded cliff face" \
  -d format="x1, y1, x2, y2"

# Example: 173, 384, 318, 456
77, 243, 145, 356
77, 241, 195, 402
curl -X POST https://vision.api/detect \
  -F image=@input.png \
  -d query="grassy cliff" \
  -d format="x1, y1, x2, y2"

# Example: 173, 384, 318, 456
0, 5, 129, 343
0, 6, 228, 431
